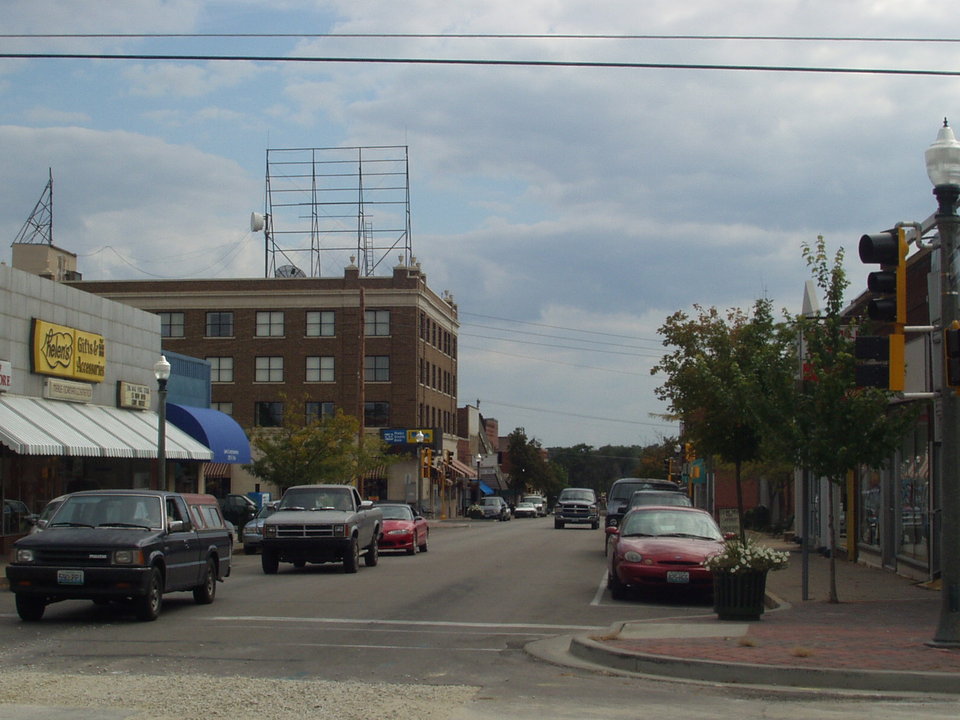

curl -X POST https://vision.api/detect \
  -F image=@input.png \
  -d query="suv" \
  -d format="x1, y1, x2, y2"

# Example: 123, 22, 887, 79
604, 477, 684, 553
554, 487, 599, 529
521, 494, 546, 517
480, 496, 511, 521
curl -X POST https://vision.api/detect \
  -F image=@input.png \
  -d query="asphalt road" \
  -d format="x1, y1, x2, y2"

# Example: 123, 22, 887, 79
2, 516, 959, 719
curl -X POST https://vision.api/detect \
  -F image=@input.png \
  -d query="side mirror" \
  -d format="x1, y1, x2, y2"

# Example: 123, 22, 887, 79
360, 500, 374, 509
167, 520, 186, 533
616, 502, 629, 513
605, 525, 620, 537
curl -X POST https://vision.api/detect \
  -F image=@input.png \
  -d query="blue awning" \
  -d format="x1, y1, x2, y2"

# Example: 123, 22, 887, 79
479, 481, 493, 495
166, 403, 251, 464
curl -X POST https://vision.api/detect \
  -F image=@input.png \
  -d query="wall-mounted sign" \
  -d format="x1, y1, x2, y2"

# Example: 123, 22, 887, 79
0, 359, 11, 392
31, 319, 106, 383
117, 381, 151, 410
44, 377, 94, 403
379, 427, 438, 448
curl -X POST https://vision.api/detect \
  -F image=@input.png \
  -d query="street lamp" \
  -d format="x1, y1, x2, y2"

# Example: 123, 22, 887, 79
475, 453, 482, 504
415, 431, 425, 514
926, 119, 960, 647
154, 355, 171, 491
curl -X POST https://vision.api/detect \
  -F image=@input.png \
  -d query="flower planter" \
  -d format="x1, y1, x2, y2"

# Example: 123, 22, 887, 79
712, 569, 768, 621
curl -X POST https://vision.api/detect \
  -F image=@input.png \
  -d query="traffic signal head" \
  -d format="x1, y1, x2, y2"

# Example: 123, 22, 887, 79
858, 230, 907, 325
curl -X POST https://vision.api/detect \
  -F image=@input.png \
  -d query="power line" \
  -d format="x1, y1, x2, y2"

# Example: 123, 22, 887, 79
1, 52, 958, 77
460, 332, 662, 358
460, 311, 661, 343
479, 399, 673, 427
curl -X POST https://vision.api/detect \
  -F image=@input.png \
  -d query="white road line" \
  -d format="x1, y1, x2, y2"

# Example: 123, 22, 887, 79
278, 642, 502, 652
213, 616, 600, 631
590, 569, 608, 606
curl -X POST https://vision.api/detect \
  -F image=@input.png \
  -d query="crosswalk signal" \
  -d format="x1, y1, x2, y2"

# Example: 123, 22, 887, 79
856, 228, 907, 391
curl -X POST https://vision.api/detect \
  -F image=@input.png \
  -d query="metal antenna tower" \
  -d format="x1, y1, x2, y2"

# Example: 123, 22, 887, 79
260, 146, 412, 278
12, 168, 53, 246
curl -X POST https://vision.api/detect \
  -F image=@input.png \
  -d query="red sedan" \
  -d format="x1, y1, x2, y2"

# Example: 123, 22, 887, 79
606, 506, 725, 600
377, 503, 429, 555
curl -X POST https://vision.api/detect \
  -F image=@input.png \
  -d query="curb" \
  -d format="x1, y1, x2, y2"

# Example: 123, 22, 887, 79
566, 633, 960, 695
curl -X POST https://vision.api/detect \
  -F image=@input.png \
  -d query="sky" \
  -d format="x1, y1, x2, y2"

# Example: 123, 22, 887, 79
0, 1, 957, 449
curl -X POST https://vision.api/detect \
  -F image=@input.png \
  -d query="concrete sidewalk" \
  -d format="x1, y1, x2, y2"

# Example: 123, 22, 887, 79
534, 536, 960, 694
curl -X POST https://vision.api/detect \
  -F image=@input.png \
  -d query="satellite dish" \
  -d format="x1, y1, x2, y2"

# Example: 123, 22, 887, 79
275, 264, 306, 278
250, 212, 265, 232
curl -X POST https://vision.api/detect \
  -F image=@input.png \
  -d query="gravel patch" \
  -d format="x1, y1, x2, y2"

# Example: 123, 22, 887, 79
0, 670, 478, 720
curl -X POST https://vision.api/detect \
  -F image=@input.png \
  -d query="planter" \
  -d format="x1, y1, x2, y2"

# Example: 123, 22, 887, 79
712, 569, 768, 620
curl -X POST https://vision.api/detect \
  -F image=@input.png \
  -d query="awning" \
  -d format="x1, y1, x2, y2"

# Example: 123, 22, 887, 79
0, 394, 213, 460
166, 403, 251, 464
479, 481, 493, 495
203, 462, 231, 478
449, 458, 478, 477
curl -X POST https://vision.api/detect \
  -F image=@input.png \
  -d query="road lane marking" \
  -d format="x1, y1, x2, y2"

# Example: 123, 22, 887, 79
590, 570, 608, 606
212, 616, 601, 631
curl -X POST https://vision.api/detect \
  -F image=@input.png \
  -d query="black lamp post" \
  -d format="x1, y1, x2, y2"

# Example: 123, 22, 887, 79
926, 119, 960, 647
154, 355, 171, 491
475, 453, 482, 504
415, 431, 425, 513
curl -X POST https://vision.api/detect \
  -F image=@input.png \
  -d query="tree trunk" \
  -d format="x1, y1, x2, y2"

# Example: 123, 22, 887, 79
735, 458, 745, 543
827, 478, 839, 603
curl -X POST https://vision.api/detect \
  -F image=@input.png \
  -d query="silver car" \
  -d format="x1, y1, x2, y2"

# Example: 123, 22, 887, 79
242, 501, 278, 554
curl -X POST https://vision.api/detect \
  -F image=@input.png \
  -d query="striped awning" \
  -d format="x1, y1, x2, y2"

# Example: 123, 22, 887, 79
449, 458, 478, 477
0, 394, 213, 460
203, 462, 232, 478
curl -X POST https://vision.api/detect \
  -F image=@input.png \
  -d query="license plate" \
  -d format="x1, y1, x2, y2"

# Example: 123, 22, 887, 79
666, 571, 690, 584
57, 569, 84, 585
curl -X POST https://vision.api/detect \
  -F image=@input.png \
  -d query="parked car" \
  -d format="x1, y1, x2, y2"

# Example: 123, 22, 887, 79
241, 501, 278, 554
3, 499, 36, 535
606, 505, 725, 601
219, 493, 257, 530
605, 490, 693, 555
376, 503, 429, 554
480, 496, 511, 521
554, 487, 599, 529
604, 477, 684, 536
513, 501, 538, 518
521, 494, 547, 516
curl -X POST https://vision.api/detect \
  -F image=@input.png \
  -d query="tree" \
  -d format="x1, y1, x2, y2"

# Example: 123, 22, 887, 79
782, 236, 915, 602
505, 428, 550, 504
651, 298, 797, 541
244, 406, 392, 494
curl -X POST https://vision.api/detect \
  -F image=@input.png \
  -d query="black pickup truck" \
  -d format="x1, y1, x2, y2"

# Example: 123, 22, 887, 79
260, 484, 382, 574
6, 490, 232, 622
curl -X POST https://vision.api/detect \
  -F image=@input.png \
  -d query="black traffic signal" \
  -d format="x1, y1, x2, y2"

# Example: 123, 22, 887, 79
855, 228, 907, 391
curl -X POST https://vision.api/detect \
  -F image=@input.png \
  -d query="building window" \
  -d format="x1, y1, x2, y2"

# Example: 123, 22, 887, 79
206, 311, 234, 337
255, 401, 284, 427
365, 309, 390, 336
364, 355, 390, 382
306, 356, 335, 383
364, 401, 390, 427
212, 402, 233, 415
207, 356, 234, 383
306, 310, 335, 337
306, 401, 335, 423
159, 311, 184, 338
256, 311, 284, 337
255, 356, 283, 382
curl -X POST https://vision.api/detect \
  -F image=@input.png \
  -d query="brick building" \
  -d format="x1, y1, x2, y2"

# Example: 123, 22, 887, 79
70, 259, 459, 502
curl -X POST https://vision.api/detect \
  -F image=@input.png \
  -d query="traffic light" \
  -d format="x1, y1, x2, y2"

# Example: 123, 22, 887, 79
422, 447, 434, 474
683, 442, 695, 462
945, 321, 960, 390
855, 228, 907, 391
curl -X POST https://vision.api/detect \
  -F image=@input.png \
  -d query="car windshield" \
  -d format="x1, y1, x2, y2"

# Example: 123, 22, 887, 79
279, 488, 352, 511
559, 490, 594, 502
254, 503, 277, 520
619, 509, 722, 541
379, 505, 415, 521
481, 498, 499, 505
51, 494, 163, 529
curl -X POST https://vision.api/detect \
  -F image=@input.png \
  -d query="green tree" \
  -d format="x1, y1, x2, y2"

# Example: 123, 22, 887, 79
651, 298, 796, 541
244, 407, 391, 494
783, 236, 915, 602
506, 428, 550, 504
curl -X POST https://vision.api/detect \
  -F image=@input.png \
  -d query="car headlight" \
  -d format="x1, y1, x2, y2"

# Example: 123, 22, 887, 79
624, 551, 644, 563
333, 524, 347, 537
263, 525, 277, 538
387, 529, 409, 535
112, 549, 144, 565
15, 548, 35, 563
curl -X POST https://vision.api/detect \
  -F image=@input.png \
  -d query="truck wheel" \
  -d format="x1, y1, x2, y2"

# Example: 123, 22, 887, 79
15, 595, 45, 622
343, 537, 359, 573
555, 520, 564, 529
364, 535, 379, 567
261, 548, 279, 574
134, 567, 163, 621
591, 520, 600, 530
192, 558, 216, 605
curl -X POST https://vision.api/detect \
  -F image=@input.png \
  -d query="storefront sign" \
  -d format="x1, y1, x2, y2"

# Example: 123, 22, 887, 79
117, 381, 151, 410
379, 427, 438, 449
44, 377, 94, 403
31, 319, 106, 383
0, 359, 11, 392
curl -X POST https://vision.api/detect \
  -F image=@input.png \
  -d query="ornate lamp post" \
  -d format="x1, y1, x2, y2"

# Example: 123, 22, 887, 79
926, 119, 960, 647
475, 453, 482, 505
154, 355, 171, 491
415, 431, 425, 514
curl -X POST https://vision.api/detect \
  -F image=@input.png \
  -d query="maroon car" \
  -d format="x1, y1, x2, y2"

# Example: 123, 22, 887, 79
377, 503, 429, 555
606, 505, 725, 600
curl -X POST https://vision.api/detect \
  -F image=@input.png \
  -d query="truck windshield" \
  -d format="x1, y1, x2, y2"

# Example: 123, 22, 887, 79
280, 488, 351, 511
51, 494, 162, 529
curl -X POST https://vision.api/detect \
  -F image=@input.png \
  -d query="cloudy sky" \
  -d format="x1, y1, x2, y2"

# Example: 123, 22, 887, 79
1, 1, 956, 448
